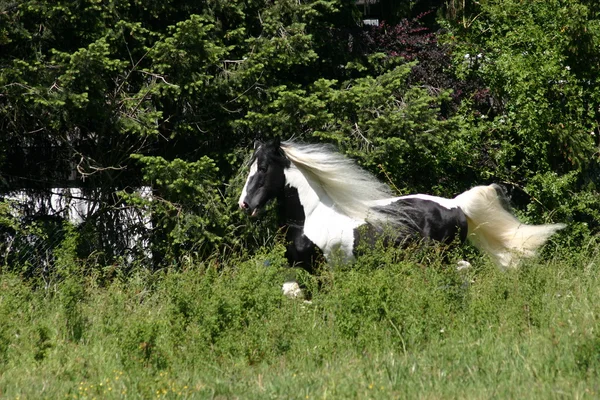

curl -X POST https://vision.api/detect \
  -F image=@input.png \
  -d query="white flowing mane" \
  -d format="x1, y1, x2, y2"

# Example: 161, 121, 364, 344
280, 141, 396, 222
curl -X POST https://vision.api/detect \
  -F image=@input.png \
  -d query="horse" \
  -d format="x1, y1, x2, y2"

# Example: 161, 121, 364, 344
238, 138, 566, 298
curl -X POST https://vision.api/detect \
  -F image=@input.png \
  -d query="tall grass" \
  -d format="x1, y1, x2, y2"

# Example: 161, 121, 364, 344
1, 241, 599, 399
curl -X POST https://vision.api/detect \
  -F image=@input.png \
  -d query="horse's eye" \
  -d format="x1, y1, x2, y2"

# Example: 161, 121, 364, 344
258, 165, 267, 172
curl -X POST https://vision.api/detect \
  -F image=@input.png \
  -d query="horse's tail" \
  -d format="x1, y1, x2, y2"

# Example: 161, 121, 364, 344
453, 184, 565, 268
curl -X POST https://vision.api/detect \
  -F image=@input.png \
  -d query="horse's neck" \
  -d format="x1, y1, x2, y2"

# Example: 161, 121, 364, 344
282, 165, 363, 263
282, 165, 336, 220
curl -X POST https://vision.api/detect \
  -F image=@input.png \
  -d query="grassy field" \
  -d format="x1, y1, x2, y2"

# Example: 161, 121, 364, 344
1, 241, 599, 399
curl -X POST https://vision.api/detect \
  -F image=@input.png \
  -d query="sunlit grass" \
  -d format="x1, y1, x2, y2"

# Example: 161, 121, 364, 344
1, 241, 599, 399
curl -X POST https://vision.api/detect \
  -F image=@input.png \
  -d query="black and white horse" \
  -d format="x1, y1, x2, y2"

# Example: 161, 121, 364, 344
239, 139, 565, 297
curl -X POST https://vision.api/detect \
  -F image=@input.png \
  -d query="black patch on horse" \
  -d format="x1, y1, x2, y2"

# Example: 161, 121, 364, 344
278, 185, 323, 274
393, 198, 469, 244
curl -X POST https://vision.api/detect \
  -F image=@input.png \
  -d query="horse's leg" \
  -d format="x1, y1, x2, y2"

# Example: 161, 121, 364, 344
282, 230, 321, 299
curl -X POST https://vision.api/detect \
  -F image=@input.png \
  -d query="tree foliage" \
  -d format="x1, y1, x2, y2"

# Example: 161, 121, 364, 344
442, 0, 600, 228
0, 0, 598, 272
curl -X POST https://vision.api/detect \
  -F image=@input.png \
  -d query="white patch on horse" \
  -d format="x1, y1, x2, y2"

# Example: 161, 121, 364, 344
238, 159, 258, 209
397, 194, 459, 210
282, 281, 304, 299
284, 165, 362, 263
456, 260, 472, 271
367, 197, 403, 208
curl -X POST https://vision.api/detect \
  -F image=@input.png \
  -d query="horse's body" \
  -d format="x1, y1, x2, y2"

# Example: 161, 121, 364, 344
239, 139, 565, 295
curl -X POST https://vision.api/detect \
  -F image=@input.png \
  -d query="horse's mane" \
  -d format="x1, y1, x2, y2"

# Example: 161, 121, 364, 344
280, 141, 397, 222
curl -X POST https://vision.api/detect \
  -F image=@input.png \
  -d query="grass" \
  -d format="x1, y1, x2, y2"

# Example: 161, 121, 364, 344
1, 241, 600, 399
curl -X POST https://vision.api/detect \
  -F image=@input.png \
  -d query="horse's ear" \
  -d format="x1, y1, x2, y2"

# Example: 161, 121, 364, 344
253, 140, 262, 150
272, 137, 281, 147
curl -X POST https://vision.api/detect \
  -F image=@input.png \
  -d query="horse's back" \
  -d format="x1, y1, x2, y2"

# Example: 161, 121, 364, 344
389, 195, 468, 244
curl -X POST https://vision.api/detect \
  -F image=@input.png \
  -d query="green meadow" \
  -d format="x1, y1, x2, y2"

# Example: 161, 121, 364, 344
1, 241, 599, 399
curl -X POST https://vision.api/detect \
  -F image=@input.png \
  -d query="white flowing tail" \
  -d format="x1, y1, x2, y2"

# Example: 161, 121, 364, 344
453, 184, 565, 268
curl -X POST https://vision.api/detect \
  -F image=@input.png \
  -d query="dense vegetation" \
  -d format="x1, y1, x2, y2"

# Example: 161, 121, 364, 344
1, 245, 600, 398
2, 0, 598, 268
1, 0, 599, 397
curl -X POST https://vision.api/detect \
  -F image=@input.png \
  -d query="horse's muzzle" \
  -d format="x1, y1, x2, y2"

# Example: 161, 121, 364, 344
240, 201, 259, 217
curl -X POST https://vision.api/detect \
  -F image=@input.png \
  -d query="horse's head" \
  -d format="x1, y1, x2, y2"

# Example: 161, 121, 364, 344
239, 138, 290, 216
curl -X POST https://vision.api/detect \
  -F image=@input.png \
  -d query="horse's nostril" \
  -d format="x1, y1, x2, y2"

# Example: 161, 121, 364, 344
241, 201, 249, 209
